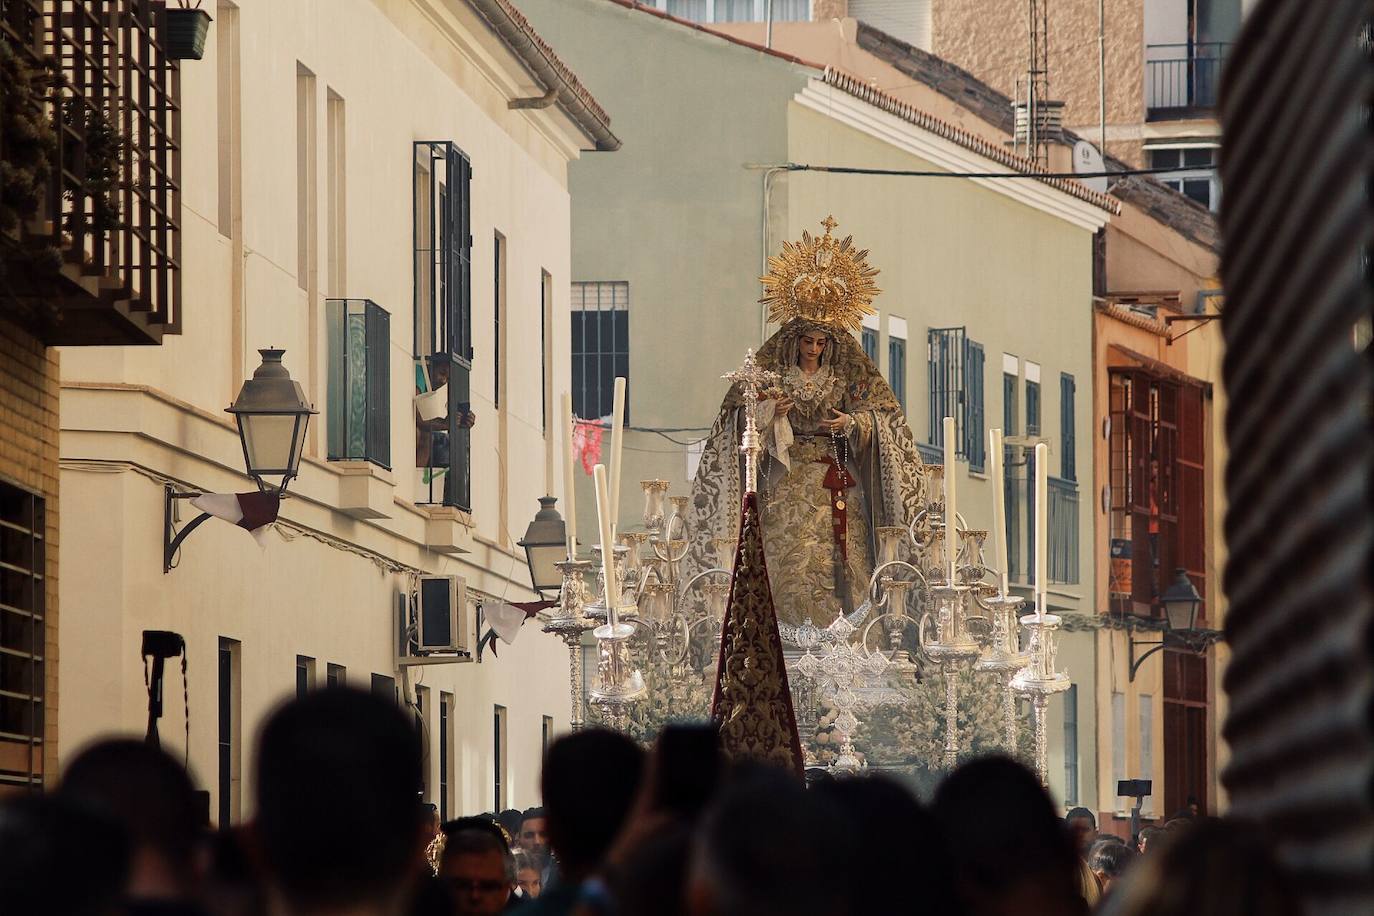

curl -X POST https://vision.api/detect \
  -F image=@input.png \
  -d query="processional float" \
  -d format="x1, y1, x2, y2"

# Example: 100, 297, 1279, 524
540, 217, 1069, 785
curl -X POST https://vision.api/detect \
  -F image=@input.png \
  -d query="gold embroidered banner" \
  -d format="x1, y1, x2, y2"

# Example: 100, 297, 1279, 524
710, 492, 804, 776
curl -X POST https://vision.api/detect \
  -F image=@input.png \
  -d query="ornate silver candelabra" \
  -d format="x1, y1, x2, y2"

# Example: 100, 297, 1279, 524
541, 559, 597, 731
1010, 609, 1071, 786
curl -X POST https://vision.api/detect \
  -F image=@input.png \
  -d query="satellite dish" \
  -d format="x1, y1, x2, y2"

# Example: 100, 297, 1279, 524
1073, 140, 1109, 194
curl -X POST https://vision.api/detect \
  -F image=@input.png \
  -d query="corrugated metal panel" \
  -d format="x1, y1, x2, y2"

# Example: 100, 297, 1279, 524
850, 0, 930, 50
1218, 2, 1374, 913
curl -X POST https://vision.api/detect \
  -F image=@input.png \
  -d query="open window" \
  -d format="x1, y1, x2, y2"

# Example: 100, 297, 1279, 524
413, 141, 473, 510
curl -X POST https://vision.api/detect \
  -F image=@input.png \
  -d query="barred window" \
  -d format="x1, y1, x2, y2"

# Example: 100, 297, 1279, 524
1060, 372, 1077, 481
927, 327, 985, 471
571, 282, 629, 421
0, 484, 44, 792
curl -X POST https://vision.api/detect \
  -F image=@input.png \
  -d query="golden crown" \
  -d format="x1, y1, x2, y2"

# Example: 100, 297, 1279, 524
759, 216, 881, 334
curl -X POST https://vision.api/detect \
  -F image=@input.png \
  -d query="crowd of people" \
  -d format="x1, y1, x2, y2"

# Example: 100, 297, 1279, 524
0, 687, 1303, 916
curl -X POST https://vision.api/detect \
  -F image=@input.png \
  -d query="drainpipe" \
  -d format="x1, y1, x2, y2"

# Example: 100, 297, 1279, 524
466, 0, 621, 151
509, 88, 559, 110
752, 163, 793, 343
1099, 0, 1107, 156
766, 0, 774, 49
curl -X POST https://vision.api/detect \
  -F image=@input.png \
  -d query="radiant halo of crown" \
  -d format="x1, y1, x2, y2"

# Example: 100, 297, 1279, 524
758, 215, 881, 334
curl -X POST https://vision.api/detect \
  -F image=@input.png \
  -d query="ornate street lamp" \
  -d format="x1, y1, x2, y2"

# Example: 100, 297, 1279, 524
1129, 568, 1219, 681
519, 496, 569, 596
1160, 568, 1203, 632
163, 349, 315, 572
226, 349, 317, 494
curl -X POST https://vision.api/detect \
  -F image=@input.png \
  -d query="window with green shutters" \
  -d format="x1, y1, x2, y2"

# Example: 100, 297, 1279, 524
862, 325, 878, 363
1061, 372, 1077, 481
964, 341, 985, 472
926, 327, 984, 471
327, 299, 390, 468
1003, 371, 1020, 581
888, 334, 907, 411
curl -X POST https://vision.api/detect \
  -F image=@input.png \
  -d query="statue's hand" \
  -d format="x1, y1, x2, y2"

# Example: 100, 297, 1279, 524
776, 396, 794, 418
821, 409, 851, 432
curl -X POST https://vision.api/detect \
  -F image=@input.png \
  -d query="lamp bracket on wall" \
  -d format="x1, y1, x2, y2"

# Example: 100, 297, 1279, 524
1126, 619, 1224, 682
164, 486, 210, 574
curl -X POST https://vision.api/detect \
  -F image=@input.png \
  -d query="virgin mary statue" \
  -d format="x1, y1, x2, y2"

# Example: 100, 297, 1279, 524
683, 217, 931, 628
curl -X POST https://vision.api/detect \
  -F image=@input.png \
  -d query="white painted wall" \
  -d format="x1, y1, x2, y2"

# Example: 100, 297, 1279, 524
58, 0, 594, 821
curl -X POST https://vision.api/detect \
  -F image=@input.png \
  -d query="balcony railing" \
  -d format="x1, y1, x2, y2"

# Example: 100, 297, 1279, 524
0, 0, 181, 345
1145, 42, 1231, 117
1049, 476, 1079, 585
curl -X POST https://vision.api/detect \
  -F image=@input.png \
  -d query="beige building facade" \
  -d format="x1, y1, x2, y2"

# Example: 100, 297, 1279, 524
926, 0, 1256, 210
56, 0, 612, 822
2, 1, 184, 794
707, 0, 1254, 210
708, 8, 1228, 824
525, 0, 1114, 804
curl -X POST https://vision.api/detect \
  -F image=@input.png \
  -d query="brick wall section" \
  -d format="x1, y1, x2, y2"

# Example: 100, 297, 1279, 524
0, 318, 60, 787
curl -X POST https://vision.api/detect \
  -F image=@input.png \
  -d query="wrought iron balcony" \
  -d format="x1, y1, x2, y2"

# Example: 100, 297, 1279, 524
0, 0, 181, 345
1145, 42, 1230, 118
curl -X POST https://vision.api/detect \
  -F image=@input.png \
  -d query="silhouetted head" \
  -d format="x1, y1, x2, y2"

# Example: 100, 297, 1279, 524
0, 793, 129, 916
1089, 839, 1137, 896
934, 756, 1086, 916
254, 687, 425, 913
688, 764, 858, 916
817, 774, 963, 915
59, 738, 203, 898
495, 809, 523, 848
540, 729, 644, 879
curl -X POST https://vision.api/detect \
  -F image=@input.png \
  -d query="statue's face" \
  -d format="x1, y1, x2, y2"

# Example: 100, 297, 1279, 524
798, 331, 830, 364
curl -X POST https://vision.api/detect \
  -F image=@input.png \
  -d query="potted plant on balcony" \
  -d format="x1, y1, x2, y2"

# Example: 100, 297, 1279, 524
0, 39, 62, 303
166, 2, 212, 61
61, 98, 125, 237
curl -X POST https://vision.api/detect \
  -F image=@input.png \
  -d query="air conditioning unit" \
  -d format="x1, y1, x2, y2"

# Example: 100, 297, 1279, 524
398, 576, 474, 666
419, 574, 469, 653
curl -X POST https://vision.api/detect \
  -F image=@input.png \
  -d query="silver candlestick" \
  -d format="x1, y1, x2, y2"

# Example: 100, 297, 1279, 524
640, 479, 670, 534
976, 589, 1032, 752
921, 545, 980, 770
542, 559, 597, 732
723, 349, 779, 495
1010, 611, 1071, 786
588, 611, 646, 732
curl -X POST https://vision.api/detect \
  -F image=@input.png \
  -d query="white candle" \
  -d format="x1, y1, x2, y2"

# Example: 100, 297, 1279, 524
593, 464, 619, 628
561, 393, 578, 560
989, 428, 1008, 595
608, 377, 627, 534
1035, 442, 1048, 618
943, 416, 957, 584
